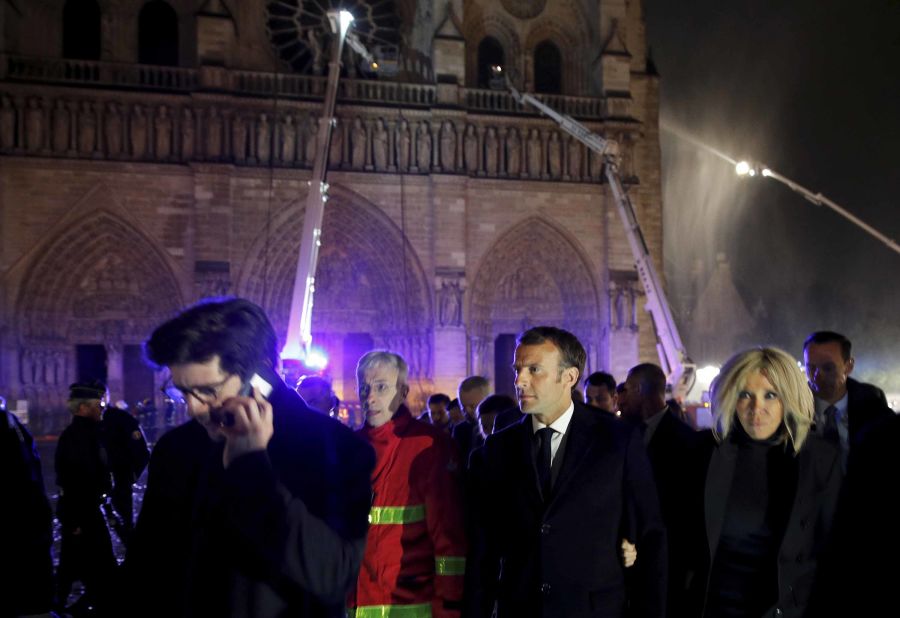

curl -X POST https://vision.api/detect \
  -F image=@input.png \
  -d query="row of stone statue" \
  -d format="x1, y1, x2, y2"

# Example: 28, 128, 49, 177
0, 94, 637, 180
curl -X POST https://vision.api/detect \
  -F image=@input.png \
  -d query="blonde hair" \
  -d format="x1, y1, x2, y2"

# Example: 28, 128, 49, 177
356, 350, 409, 387
711, 347, 813, 453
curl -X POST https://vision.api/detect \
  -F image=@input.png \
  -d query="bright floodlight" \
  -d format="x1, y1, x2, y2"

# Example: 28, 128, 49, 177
697, 365, 721, 383
761, 167, 772, 177
735, 161, 751, 176
339, 10, 354, 34
281, 341, 305, 362
305, 347, 329, 370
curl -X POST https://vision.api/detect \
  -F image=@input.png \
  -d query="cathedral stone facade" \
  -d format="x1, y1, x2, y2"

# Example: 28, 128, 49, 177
0, 0, 664, 412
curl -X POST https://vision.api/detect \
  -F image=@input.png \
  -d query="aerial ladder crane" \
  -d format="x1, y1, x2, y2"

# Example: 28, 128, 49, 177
506, 76, 696, 400
282, 10, 375, 364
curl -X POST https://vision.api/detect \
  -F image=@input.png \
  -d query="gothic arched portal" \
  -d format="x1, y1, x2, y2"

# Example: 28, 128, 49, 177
467, 217, 602, 390
13, 208, 184, 409
237, 185, 433, 399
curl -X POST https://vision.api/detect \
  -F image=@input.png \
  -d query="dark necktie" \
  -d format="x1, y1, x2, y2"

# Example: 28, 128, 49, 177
536, 427, 554, 499
822, 405, 840, 446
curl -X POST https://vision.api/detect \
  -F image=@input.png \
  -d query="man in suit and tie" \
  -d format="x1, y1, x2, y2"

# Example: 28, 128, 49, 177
803, 331, 894, 469
465, 326, 666, 618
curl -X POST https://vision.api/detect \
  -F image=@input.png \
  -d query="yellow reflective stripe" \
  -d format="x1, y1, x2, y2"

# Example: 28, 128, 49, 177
435, 555, 465, 576
367, 504, 426, 525
352, 603, 432, 618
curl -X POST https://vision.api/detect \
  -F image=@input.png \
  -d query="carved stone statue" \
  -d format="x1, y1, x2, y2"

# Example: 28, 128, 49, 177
484, 127, 499, 176
548, 131, 562, 178
231, 113, 246, 162
207, 106, 222, 159
25, 98, 44, 152
0, 96, 15, 149
567, 136, 582, 179
328, 117, 342, 166
590, 148, 603, 179
77, 101, 97, 154
505, 126, 521, 176
154, 105, 172, 159
130, 104, 148, 158
104, 101, 122, 156
280, 114, 295, 163
350, 116, 367, 168
304, 115, 318, 165
463, 124, 478, 173
438, 279, 463, 327
526, 128, 542, 178
415, 121, 431, 171
180, 107, 194, 160
439, 121, 456, 172
256, 113, 271, 164
396, 118, 411, 171
52, 99, 69, 152
372, 118, 388, 170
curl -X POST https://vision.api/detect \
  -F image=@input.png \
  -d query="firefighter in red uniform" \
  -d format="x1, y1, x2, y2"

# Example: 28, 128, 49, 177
349, 350, 467, 618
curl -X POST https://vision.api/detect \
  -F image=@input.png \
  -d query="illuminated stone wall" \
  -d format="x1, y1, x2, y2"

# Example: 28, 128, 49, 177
0, 0, 663, 411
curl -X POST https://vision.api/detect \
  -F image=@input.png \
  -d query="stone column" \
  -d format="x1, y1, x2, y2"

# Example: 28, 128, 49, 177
105, 343, 124, 404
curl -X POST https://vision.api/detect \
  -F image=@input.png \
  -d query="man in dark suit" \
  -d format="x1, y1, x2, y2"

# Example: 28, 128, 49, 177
803, 331, 894, 468
465, 327, 666, 618
619, 363, 701, 614
124, 298, 375, 618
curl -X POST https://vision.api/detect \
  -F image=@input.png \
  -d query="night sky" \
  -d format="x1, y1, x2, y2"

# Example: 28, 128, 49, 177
644, 0, 900, 391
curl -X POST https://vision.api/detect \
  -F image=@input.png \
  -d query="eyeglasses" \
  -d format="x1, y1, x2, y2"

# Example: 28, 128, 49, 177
161, 375, 233, 405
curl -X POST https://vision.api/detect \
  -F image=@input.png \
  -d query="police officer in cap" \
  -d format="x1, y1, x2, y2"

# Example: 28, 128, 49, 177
55, 381, 118, 616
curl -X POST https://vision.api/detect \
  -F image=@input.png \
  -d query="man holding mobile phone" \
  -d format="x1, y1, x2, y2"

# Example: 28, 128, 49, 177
124, 298, 375, 618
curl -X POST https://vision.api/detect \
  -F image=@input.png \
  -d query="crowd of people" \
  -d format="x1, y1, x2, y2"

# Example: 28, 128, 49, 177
2, 296, 897, 618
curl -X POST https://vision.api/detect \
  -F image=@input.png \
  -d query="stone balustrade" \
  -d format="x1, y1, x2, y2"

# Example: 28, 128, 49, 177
0, 89, 639, 182
1, 52, 642, 182
1, 54, 624, 119
4, 54, 199, 91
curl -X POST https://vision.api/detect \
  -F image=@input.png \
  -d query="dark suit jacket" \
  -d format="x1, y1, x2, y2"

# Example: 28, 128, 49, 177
452, 417, 480, 471
644, 408, 703, 614
845, 377, 893, 445
465, 403, 667, 618
693, 432, 841, 618
811, 411, 900, 616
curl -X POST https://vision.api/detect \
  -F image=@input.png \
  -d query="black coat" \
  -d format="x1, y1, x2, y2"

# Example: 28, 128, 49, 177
644, 408, 704, 614
811, 411, 900, 616
123, 378, 375, 618
845, 377, 894, 445
102, 405, 150, 528
55, 415, 112, 528
1, 410, 55, 615
693, 431, 841, 618
102, 406, 149, 487
465, 403, 667, 618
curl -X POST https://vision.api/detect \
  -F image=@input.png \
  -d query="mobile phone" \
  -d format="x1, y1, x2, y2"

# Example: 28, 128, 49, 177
211, 372, 274, 427
239, 373, 274, 399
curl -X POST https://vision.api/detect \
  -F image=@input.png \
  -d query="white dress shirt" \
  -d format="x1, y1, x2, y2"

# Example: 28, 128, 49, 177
531, 402, 575, 465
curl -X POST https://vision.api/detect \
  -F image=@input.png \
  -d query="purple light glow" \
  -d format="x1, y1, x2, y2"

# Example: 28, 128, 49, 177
305, 347, 329, 370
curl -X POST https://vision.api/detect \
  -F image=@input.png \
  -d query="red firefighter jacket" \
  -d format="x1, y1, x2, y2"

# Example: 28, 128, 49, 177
350, 406, 467, 618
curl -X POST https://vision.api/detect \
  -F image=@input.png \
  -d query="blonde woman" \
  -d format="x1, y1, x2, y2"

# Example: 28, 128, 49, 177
691, 347, 841, 618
